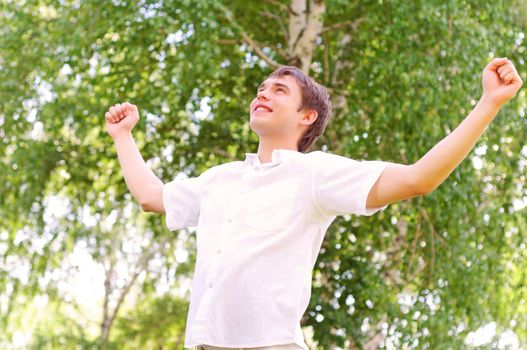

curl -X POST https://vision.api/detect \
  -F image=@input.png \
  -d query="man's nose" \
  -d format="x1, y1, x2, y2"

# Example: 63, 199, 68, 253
257, 89, 269, 100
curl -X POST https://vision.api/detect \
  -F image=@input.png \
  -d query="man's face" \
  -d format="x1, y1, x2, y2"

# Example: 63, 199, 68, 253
249, 75, 309, 139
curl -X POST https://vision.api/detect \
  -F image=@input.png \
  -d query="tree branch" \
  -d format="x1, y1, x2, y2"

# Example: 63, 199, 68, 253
262, 10, 289, 43
263, 0, 294, 14
239, 31, 283, 69
216, 39, 241, 45
100, 239, 117, 344
322, 18, 364, 33
288, 0, 307, 55
288, 0, 325, 73
331, 33, 352, 87
327, 18, 364, 89
106, 238, 163, 340
214, 3, 282, 70
107, 267, 143, 333
419, 207, 448, 247
216, 37, 288, 61
322, 31, 330, 84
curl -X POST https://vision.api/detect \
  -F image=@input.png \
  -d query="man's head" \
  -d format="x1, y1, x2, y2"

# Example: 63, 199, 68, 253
249, 66, 332, 153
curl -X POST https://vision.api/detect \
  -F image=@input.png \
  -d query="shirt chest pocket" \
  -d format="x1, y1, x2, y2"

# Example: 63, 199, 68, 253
242, 180, 300, 231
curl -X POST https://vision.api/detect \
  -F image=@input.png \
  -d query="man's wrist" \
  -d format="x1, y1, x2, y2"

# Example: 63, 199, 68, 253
112, 132, 133, 143
478, 94, 504, 111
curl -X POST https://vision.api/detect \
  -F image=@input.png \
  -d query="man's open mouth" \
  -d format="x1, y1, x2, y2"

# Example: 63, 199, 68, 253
253, 104, 273, 113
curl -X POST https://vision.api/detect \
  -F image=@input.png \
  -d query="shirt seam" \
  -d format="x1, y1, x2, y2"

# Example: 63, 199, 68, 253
162, 182, 186, 230
311, 156, 331, 218
357, 161, 389, 215
195, 175, 203, 221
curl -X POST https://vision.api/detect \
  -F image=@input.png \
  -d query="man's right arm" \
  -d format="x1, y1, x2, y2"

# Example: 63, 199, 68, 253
105, 102, 165, 213
112, 133, 165, 213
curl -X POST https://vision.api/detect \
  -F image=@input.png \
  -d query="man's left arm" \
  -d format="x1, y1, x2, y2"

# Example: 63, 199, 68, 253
367, 57, 523, 208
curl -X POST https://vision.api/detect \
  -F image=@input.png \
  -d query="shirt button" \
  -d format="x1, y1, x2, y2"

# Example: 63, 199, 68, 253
227, 218, 233, 223
254, 166, 260, 171
217, 248, 222, 254
208, 282, 213, 288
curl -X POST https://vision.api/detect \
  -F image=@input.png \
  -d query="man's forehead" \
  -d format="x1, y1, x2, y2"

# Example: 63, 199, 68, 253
258, 76, 298, 91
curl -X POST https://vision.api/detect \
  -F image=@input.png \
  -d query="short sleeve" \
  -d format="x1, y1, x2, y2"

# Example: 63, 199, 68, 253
313, 152, 390, 217
162, 175, 202, 231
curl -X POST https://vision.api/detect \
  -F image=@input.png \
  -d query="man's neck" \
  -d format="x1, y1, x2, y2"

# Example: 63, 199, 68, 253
256, 140, 298, 164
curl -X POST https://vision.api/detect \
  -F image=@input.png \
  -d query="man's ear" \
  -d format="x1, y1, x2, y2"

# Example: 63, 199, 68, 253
301, 109, 318, 126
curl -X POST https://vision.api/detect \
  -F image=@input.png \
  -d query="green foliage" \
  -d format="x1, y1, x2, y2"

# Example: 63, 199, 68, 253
113, 294, 188, 349
1, 0, 526, 349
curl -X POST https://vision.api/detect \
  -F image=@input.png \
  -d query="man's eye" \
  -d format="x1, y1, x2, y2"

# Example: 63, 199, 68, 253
277, 88, 285, 92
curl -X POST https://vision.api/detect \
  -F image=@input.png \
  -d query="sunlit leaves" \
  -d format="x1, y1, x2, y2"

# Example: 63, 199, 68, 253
1, 0, 526, 349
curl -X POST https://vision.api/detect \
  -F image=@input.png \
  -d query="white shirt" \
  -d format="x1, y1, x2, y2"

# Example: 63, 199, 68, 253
162, 148, 390, 349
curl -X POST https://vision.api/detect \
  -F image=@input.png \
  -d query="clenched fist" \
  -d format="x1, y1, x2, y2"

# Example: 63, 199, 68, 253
105, 102, 140, 139
482, 57, 523, 108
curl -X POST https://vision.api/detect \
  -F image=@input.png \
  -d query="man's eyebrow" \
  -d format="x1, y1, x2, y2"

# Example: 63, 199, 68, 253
257, 81, 290, 92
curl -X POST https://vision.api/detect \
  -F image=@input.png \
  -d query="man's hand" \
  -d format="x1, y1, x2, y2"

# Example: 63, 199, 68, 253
105, 102, 140, 140
482, 57, 523, 108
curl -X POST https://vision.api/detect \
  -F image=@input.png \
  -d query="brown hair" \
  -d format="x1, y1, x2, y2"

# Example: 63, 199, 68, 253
267, 66, 332, 153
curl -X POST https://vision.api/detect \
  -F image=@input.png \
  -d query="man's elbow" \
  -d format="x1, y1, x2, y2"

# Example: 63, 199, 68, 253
140, 202, 151, 212
407, 164, 440, 197
139, 184, 165, 213
140, 200, 161, 213
414, 179, 437, 197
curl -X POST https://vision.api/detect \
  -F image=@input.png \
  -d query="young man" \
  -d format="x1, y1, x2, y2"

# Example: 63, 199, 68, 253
105, 58, 522, 350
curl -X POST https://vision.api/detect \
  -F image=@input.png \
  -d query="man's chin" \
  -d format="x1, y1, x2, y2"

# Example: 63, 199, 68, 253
249, 120, 274, 135
249, 116, 268, 127
250, 115, 273, 123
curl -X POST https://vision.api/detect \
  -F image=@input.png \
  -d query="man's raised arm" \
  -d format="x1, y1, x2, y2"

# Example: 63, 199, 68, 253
105, 102, 165, 213
366, 57, 523, 208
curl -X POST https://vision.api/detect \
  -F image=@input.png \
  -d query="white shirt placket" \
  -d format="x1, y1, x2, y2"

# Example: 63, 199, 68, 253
191, 170, 251, 340
204, 171, 251, 288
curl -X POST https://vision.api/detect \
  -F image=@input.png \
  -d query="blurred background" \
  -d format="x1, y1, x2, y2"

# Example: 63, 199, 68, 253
1, 0, 527, 349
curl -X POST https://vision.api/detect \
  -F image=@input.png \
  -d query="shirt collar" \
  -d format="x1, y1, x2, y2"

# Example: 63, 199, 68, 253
244, 148, 285, 168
